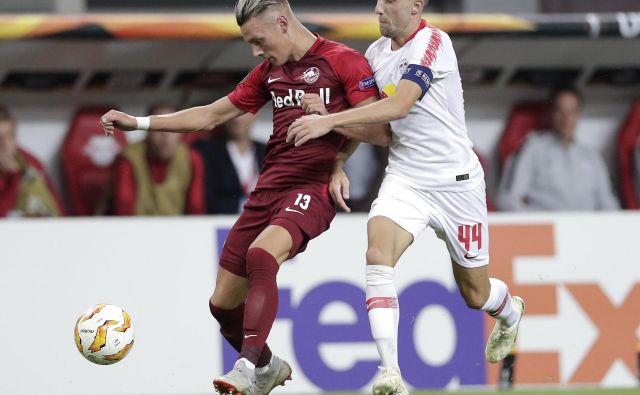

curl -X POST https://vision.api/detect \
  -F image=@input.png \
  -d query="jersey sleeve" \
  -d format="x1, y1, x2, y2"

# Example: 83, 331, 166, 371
228, 63, 271, 114
333, 49, 379, 107
403, 28, 456, 100
406, 28, 455, 76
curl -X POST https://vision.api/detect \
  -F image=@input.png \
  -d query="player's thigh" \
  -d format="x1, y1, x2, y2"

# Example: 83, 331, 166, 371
219, 191, 273, 278
249, 224, 294, 265
367, 215, 414, 267
367, 177, 430, 266
211, 267, 250, 309
428, 183, 489, 268
270, 185, 336, 259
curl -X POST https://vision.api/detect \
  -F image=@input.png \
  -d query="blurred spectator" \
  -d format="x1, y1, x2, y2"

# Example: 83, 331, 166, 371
497, 86, 619, 211
194, 113, 265, 214
343, 143, 387, 212
0, 105, 65, 217
112, 104, 205, 215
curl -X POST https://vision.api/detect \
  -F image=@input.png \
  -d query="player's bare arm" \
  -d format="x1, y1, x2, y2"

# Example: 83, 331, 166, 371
100, 97, 245, 136
300, 94, 391, 147
287, 79, 421, 146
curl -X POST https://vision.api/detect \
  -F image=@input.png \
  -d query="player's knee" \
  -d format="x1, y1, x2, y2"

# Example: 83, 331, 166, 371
245, 247, 279, 280
366, 246, 393, 266
209, 299, 222, 320
460, 287, 486, 310
209, 298, 238, 320
210, 289, 241, 311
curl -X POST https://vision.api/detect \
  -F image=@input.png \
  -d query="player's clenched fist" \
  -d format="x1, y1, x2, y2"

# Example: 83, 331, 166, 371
100, 110, 137, 136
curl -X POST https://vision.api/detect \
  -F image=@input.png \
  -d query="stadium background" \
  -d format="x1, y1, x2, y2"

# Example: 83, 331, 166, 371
1, 0, 639, 394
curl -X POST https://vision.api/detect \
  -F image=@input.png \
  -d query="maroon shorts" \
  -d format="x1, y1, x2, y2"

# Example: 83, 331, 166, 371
219, 184, 336, 278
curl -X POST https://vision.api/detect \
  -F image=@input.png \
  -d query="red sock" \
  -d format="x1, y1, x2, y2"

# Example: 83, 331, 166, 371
240, 247, 280, 365
209, 301, 272, 367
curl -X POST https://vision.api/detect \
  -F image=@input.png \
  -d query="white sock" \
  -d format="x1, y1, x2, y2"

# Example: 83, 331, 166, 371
482, 278, 518, 327
366, 265, 399, 369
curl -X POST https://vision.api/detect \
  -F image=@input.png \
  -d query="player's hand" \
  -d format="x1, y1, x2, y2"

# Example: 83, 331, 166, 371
100, 110, 137, 136
301, 94, 329, 115
329, 164, 351, 213
287, 114, 333, 147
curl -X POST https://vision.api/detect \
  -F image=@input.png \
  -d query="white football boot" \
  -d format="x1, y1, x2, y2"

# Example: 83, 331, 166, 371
252, 355, 292, 395
214, 359, 255, 395
372, 366, 409, 395
485, 296, 525, 363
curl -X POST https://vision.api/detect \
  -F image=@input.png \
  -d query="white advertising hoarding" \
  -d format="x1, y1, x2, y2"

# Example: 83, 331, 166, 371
0, 213, 638, 394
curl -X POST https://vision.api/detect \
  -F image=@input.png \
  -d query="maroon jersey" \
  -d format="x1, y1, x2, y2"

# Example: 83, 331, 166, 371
228, 35, 378, 190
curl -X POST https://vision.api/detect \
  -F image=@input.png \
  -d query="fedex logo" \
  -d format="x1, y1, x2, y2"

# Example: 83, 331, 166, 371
270, 88, 331, 109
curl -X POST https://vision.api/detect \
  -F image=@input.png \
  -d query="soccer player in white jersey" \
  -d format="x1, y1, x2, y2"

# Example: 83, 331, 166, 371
287, 1, 525, 394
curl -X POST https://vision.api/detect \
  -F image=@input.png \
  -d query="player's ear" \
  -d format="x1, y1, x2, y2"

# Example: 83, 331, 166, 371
276, 15, 288, 33
411, 0, 424, 15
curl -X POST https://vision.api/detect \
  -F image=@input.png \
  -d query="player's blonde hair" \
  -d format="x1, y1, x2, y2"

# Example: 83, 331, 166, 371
235, 0, 288, 26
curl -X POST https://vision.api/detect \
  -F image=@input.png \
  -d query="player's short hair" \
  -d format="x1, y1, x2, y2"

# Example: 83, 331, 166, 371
549, 84, 583, 108
0, 104, 14, 124
235, 0, 287, 26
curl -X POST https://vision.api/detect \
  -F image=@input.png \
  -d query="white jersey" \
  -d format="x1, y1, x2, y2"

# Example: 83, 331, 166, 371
365, 21, 483, 192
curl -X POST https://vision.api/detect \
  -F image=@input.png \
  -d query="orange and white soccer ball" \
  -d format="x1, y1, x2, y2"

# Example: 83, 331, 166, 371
74, 304, 135, 365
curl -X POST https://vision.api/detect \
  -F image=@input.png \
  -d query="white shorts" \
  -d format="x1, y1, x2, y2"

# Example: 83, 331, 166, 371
369, 175, 489, 268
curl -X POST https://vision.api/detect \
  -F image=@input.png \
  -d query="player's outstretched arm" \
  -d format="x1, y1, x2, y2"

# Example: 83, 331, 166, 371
287, 80, 420, 147
100, 97, 245, 136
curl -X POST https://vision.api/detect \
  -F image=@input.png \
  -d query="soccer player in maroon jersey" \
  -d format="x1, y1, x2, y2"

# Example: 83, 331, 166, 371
100, 1, 388, 394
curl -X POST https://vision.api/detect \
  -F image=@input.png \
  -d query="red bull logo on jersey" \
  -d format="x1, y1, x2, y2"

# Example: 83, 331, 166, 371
298, 66, 320, 84
270, 88, 331, 109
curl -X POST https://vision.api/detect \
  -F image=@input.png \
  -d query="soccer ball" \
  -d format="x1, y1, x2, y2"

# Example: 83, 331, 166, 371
74, 304, 135, 365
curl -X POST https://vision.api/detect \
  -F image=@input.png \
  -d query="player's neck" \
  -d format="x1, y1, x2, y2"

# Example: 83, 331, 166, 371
290, 26, 318, 61
391, 18, 423, 50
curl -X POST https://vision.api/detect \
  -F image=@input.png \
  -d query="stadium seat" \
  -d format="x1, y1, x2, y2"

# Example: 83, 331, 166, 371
498, 102, 547, 167
61, 107, 127, 215
616, 99, 640, 209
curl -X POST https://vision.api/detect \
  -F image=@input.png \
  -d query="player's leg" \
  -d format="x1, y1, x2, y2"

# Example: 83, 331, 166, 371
214, 225, 292, 395
366, 179, 429, 395
209, 267, 249, 350
452, 262, 525, 363
240, 224, 291, 365
211, 193, 288, 395
428, 183, 524, 364
216, 185, 336, 394
366, 216, 413, 395
366, 216, 412, 371
208, 268, 274, 368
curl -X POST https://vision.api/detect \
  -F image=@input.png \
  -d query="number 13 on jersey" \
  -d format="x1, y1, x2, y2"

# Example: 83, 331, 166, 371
294, 193, 311, 210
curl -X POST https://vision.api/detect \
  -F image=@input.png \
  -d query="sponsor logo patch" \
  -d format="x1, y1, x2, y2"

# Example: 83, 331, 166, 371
358, 76, 376, 91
